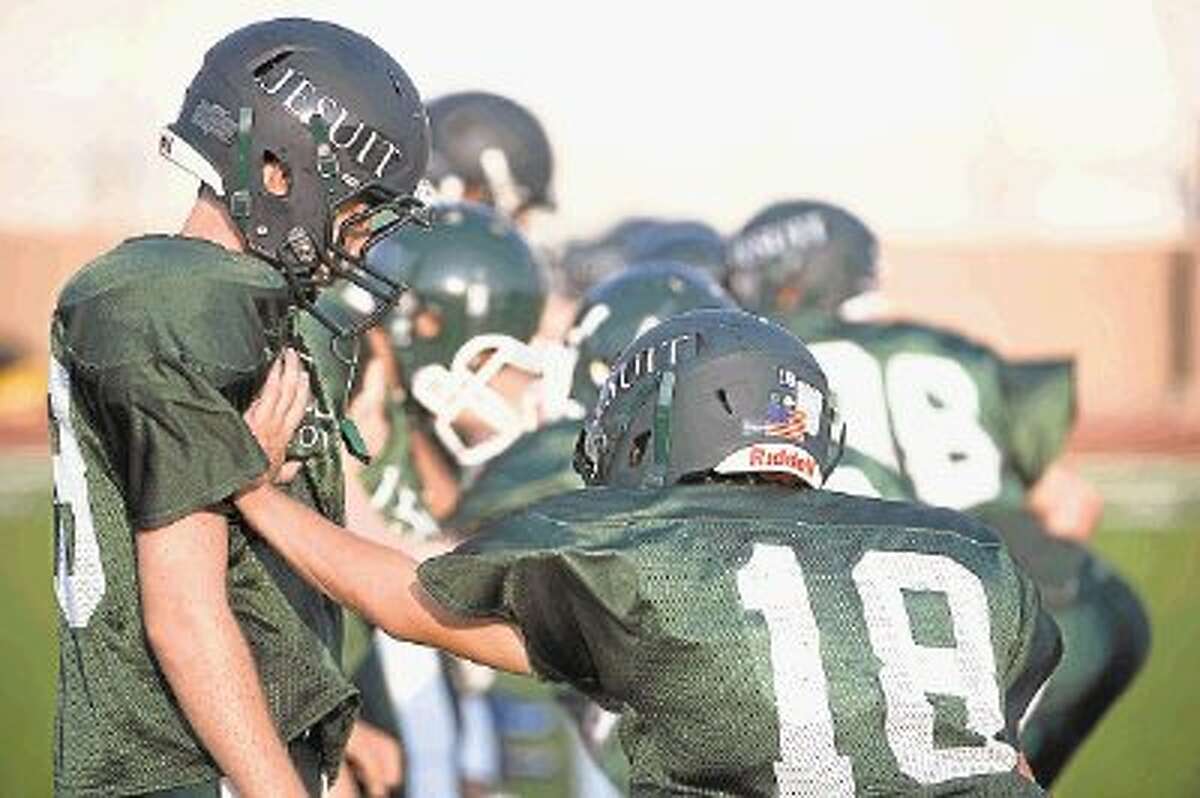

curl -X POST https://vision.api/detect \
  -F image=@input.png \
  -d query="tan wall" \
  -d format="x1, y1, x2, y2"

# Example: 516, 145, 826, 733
4, 229, 1200, 451
2, 228, 123, 360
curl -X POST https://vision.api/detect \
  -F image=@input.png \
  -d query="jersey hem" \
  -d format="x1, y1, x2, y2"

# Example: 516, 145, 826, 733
131, 460, 267, 531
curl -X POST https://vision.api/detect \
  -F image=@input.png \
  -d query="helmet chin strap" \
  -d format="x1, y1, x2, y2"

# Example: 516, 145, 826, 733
642, 369, 676, 488
230, 107, 254, 223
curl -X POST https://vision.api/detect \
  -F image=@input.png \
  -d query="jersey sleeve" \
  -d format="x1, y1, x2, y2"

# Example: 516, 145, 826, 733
1000, 558, 1063, 738
417, 517, 639, 706
1000, 358, 1076, 486
90, 355, 267, 530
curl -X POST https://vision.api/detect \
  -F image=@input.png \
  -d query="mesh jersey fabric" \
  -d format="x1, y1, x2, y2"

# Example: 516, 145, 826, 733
50, 236, 356, 795
420, 483, 1060, 797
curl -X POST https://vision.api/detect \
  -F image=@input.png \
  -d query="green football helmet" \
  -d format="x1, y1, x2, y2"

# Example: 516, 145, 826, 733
361, 201, 554, 466
567, 260, 738, 413
574, 308, 844, 489
725, 199, 878, 318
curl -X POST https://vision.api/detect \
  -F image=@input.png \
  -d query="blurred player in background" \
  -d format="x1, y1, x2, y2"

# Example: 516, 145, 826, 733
49, 18, 429, 797
327, 200, 573, 796
237, 307, 1060, 796
426, 91, 556, 229
557, 217, 727, 302
451, 259, 738, 535
425, 90, 576, 345
725, 198, 1150, 786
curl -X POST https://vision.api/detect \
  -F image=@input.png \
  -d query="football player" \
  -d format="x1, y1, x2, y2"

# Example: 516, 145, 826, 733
726, 198, 1150, 786
325, 200, 566, 796
49, 18, 429, 797
450, 259, 738, 535
423, 89, 582, 349
444, 260, 740, 795
237, 307, 1061, 796
426, 91, 556, 228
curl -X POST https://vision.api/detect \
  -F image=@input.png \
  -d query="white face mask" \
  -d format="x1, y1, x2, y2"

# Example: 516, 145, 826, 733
409, 333, 549, 467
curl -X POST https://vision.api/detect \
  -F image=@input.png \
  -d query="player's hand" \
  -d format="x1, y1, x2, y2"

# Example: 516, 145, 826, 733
343, 719, 404, 798
1027, 462, 1104, 543
243, 348, 310, 487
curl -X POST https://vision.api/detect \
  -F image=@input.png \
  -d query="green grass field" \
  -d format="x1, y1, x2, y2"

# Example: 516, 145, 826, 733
3, 460, 1198, 796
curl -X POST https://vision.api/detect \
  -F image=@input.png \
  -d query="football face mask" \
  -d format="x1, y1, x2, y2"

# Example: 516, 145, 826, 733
409, 333, 549, 467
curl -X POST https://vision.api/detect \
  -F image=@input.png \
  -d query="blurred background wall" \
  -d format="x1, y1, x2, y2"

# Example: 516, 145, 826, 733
2, 0, 1199, 451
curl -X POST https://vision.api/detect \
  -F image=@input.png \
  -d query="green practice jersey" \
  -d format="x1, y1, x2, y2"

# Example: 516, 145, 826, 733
786, 315, 1074, 512
420, 483, 1060, 797
49, 237, 356, 796
357, 402, 439, 539
448, 418, 583, 534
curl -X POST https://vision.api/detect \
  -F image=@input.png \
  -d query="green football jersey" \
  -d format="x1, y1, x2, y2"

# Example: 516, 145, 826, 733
49, 237, 356, 796
448, 418, 583, 534
786, 315, 1075, 513
357, 402, 439, 539
420, 483, 1060, 797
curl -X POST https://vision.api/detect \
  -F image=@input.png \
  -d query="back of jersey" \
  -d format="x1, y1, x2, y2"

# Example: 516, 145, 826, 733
419, 483, 1059, 797
793, 316, 1074, 511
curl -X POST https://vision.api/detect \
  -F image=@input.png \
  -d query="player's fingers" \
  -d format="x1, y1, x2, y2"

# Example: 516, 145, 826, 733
282, 369, 311, 438
277, 349, 302, 409
381, 746, 402, 789
257, 353, 285, 418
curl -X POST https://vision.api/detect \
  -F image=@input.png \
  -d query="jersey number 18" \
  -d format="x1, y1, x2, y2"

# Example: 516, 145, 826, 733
737, 544, 1016, 794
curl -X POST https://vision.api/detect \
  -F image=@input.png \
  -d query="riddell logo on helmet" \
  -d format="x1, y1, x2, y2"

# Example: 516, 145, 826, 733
747, 444, 816, 476
256, 65, 402, 180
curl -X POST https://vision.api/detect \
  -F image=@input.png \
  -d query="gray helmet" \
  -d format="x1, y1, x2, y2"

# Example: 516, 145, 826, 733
426, 91, 554, 216
574, 308, 844, 489
567, 260, 737, 411
160, 18, 432, 337
725, 199, 877, 317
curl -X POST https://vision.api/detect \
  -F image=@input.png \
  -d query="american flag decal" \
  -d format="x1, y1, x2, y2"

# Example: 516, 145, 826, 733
762, 399, 810, 441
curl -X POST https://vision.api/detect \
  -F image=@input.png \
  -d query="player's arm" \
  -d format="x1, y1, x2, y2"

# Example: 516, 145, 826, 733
139, 511, 307, 798
135, 352, 313, 797
233, 482, 531, 676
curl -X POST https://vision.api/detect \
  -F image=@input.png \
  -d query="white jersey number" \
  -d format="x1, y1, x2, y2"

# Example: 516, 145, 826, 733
810, 342, 1002, 509
49, 356, 106, 628
737, 544, 1015, 795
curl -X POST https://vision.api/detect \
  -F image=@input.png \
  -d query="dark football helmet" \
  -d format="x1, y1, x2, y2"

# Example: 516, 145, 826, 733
362, 201, 559, 466
622, 219, 727, 283
725, 199, 878, 317
426, 91, 554, 217
574, 308, 844, 489
558, 216, 726, 297
567, 260, 738, 412
160, 17, 431, 337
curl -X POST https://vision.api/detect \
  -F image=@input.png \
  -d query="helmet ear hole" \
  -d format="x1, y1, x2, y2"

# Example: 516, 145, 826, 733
629, 430, 652, 468
716, 389, 735, 416
261, 150, 290, 197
